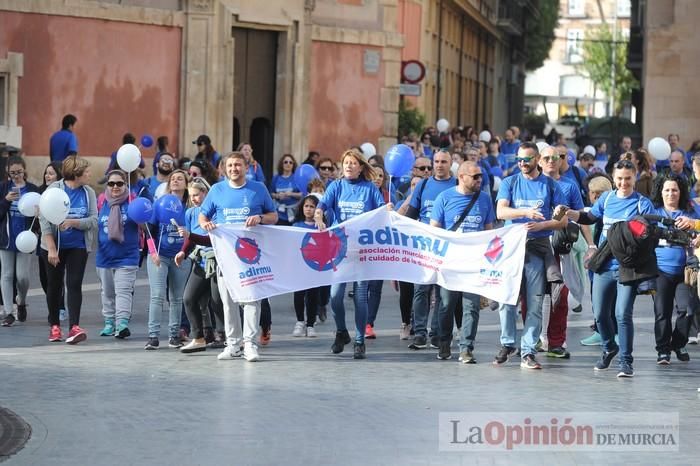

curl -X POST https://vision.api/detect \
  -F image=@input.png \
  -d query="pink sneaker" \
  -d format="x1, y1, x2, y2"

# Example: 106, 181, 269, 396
66, 325, 87, 345
49, 325, 63, 342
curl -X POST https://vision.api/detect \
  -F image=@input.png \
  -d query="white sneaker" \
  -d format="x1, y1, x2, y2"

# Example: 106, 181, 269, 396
244, 342, 260, 362
399, 323, 410, 340
217, 345, 242, 360
689, 336, 699, 345
292, 321, 306, 337
306, 326, 317, 337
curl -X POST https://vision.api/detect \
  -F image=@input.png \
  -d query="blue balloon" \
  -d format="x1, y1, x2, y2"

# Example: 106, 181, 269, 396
154, 194, 184, 224
127, 197, 153, 224
293, 164, 319, 194
385, 144, 414, 178
141, 134, 154, 148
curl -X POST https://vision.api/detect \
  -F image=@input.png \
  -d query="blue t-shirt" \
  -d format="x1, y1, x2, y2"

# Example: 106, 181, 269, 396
319, 178, 385, 225
590, 190, 655, 271
145, 176, 164, 199
49, 129, 78, 162
408, 177, 456, 224
59, 186, 89, 249
185, 205, 210, 269
270, 174, 300, 222
555, 177, 585, 210
7, 184, 29, 251
246, 163, 266, 184
151, 198, 186, 259
496, 173, 567, 239
431, 188, 495, 233
561, 165, 588, 197
293, 220, 318, 230
500, 140, 520, 171
653, 207, 694, 276
200, 180, 275, 225
96, 201, 140, 268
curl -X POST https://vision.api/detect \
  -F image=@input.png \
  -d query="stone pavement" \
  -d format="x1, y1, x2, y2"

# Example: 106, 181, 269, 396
0, 256, 699, 465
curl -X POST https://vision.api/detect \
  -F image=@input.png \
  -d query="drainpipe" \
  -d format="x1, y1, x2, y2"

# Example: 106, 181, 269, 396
457, 14, 465, 124
435, 0, 443, 120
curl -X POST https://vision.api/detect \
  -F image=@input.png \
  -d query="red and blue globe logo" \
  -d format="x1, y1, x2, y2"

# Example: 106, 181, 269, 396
484, 236, 504, 265
235, 237, 261, 265
300, 228, 348, 271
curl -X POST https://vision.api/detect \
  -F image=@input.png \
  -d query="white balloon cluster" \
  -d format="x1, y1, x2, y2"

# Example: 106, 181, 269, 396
13, 189, 72, 253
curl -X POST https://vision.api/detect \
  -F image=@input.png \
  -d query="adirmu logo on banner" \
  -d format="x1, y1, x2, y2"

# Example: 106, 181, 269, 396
209, 208, 527, 304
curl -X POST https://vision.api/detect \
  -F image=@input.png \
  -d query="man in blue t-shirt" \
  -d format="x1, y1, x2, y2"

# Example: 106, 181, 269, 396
500, 128, 520, 175
495, 142, 568, 370
199, 152, 277, 362
430, 161, 494, 363
398, 150, 454, 350
49, 114, 78, 162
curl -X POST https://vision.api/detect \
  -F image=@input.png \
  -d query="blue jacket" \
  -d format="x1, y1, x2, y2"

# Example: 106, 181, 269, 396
0, 181, 40, 249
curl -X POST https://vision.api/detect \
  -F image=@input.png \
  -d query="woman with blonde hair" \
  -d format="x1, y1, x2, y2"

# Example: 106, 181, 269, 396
40, 155, 97, 343
314, 148, 387, 359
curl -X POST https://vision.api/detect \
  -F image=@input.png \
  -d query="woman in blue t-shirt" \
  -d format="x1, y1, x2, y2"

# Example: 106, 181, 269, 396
0, 157, 40, 327
96, 170, 141, 339
270, 154, 302, 225
649, 174, 697, 364
144, 169, 191, 350
566, 160, 654, 377
39, 156, 97, 345
239, 142, 265, 183
291, 195, 322, 338
314, 149, 387, 359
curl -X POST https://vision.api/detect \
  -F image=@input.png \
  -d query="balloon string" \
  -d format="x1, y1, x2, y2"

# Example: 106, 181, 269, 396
29, 216, 36, 231
128, 178, 131, 202
157, 224, 162, 257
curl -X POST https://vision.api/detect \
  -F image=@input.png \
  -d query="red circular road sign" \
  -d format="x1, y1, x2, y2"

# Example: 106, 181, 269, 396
401, 60, 425, 84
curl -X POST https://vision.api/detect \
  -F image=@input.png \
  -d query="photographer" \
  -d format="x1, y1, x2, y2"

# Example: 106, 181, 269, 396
650, 174, 697, 364
566, 160, 654, 378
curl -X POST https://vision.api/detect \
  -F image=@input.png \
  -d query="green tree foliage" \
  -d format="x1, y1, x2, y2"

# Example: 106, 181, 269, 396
525, 0, 559, 71
398, 99, 426, 138
579, 24, 639, 115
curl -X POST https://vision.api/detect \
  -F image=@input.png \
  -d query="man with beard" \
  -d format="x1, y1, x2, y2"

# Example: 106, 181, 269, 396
145, 152, 177, 196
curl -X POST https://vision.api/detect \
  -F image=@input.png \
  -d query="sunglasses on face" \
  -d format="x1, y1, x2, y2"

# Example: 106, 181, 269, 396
516, 157, 534, 163
542, 156, 561, 162
467, 173, 483, 180
416, 166, 432, 171
160, 159, 174, 165
319, 166, 333, 171
107, 181, 125, 188
616, 160, 635, 170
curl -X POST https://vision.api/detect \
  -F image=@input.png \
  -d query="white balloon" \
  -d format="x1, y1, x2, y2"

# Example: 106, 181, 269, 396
583, 145, 596, 156
492, 176, 502, 191
536, 141, 550, 153
450, 161, 460, 177
648, 137, 672, 161
15, 230, 38, 254
154, 182, 167, 200
360, 142, 377, 157
479, 131, 492, 143
436, 118, 449, 133
116, 143, 142, 172
17, 192, 41, 217
39, 188, 70, 225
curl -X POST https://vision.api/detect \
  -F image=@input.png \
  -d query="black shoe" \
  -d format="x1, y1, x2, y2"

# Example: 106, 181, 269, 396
409, 335, 427, 350
674, 348, 690, 362
17, 305, 27, 322
168, 336, 183, 348
437, 341, 451, 360
430, 335, 439, 349
656, 353, 671, 365
144, 337, 159, 350
520, 353, 542, 369
546, 347, 571, 359
571, 304, 582, 313
353, 342, 366, 359
203, 327, 215, 344
594, 347, 619, 371
616, 362, 634, 378
493, 345, 517, 365
2, 314, 16, 327
331, 329, 351, 354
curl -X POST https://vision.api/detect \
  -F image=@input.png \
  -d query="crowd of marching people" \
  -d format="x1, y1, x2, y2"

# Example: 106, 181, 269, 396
2, 113, 700, 378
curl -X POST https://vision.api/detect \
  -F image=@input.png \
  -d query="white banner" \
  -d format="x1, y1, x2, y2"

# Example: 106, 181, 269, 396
209, 208, 527, 305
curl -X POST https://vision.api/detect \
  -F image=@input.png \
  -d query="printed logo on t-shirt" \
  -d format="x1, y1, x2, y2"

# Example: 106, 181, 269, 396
338, 200, 365, 221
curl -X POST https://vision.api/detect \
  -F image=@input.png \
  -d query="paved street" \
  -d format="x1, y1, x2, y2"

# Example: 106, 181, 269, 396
1, 255, 699, 465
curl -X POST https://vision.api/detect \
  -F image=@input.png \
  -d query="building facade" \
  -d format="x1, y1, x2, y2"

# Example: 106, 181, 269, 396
525, 0, 631, 122
628, 0, 700, 143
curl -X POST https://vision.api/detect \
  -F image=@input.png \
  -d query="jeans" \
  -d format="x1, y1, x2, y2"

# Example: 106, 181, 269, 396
330, 281, 369, 343
42, 248, 88, 327
438, 289, 480, 352
97, 266, 138, 323
653, 272, 692, 353
147, 256, 190, 338
367, 280, 384, 326
217, 268, 260, 347
0, 249, 32, 316
591, 269, 637, 365
412, 284, 441, 338
498, 252, 545, 356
